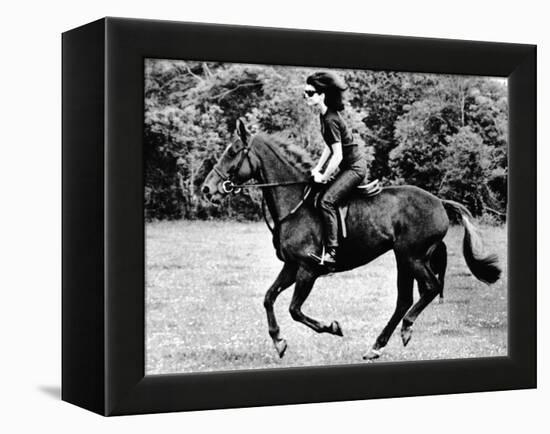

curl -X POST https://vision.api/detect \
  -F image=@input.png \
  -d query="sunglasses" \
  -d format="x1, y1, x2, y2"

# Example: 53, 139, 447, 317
304, 89, 318, 98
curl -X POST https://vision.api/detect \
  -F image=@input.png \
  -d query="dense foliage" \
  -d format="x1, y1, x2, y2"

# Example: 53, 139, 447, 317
145, 60, 508, 221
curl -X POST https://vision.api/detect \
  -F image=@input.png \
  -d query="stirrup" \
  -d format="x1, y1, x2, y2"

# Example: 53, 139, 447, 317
309, 245, 336, 266
321, 247, 337, 265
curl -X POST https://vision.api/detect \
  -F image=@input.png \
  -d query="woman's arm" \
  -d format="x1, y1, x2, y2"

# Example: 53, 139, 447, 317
319, 142, 343, 182
312, 146, 332, 173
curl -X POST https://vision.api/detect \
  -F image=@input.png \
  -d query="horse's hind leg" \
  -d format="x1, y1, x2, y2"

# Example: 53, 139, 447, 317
363, 256, 414, 360
430, 241, 447, 303
288, 266, 343, 336
264, 263, 297, 358
400, 255, 442, 347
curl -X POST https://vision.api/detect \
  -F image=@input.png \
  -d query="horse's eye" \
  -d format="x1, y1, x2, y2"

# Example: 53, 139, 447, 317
226, 147, 237, 157
230, 143, 243, 155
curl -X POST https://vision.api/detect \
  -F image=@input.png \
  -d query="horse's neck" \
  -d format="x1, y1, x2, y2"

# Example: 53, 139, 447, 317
257, 146, 307, 223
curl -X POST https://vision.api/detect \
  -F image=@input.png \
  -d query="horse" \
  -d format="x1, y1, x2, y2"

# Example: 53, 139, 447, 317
201, 119, 501, 360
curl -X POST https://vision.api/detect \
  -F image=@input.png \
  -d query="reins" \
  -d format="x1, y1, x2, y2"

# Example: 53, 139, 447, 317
214, 133, 312, 230
261, 185, 313, 233
214, 135, 310, 193
230, 179, 309, 189
229, 175, 311, 234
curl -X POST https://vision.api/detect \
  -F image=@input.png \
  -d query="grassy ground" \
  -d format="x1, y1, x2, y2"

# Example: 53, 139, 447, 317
145, 220, 507, 375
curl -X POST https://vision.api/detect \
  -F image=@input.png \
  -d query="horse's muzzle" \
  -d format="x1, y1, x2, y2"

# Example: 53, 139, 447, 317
201, 183, 224, 205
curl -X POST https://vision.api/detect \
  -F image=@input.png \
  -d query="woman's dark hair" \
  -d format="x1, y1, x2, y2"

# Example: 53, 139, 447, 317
306, 71, 347, 111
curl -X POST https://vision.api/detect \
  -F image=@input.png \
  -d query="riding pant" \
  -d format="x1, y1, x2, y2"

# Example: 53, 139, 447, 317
319, 164, 366, 249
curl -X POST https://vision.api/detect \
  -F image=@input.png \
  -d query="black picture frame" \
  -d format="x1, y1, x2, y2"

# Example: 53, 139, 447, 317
62, 17, 536, 416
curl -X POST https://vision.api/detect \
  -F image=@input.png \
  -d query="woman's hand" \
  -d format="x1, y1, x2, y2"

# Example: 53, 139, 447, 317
311, 169, 325, 184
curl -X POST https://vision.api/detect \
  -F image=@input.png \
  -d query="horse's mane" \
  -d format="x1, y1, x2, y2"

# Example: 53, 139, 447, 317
252, 132, 313, 175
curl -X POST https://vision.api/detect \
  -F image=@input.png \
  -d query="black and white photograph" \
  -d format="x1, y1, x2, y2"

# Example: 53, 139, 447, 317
145, 60, 508, 375
2, 0, 544, 430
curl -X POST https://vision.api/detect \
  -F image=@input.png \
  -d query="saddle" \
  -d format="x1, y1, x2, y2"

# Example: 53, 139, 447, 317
310, 179, 382, 239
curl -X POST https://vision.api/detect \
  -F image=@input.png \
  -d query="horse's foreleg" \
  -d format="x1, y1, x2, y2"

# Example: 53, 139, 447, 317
264, 263, 297, 358
288, 267, 343, 336
364, 257, 414, 360
400, 257, 442, 346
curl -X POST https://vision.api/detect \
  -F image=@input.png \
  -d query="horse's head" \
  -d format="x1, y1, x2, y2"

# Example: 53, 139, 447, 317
202, 118, 258, 203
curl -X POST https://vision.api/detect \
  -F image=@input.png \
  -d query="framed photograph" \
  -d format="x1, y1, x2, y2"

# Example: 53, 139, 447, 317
62, 17, 536, 416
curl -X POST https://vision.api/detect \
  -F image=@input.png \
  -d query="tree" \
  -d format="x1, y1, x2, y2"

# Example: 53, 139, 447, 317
438, 127, 493, 215
344, 70, 435, 180
390, 76, 508, 216
390, 98, 455, 192
144, 59, 507, 221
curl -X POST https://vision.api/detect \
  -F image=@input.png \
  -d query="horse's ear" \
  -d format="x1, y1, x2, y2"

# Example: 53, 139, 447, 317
236, 118, 250, 144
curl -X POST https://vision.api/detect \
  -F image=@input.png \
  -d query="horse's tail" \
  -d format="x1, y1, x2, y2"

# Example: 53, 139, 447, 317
442, 200, 501, 284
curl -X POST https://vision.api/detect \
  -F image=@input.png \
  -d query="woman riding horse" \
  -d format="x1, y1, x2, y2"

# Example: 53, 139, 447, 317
305, 72, 368, 265
201, 101, 501, 362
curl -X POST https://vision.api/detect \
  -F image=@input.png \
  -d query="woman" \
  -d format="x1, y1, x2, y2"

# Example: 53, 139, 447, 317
304, 71, 367, 265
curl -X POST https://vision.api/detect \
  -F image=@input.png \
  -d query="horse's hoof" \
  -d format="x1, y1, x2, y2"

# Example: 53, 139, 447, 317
331, 320, 343, 337
438, 296, 444, 304
274, 339, 288, 358
362, 347, 383, 360
401, 327, 413, 347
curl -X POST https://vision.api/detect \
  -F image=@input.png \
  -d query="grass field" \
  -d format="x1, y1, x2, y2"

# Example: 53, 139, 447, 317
145, 220, 507, 375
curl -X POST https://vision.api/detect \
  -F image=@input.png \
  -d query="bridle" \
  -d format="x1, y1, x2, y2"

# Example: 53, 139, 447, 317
211, 142, 251, 194
212, 135, 309, 194
211, 135, 312, 231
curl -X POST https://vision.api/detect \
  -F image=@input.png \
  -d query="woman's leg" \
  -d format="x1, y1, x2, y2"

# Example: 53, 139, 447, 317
319, 170, 363, 250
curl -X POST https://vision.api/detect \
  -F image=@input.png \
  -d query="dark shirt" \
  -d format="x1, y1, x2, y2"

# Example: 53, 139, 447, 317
320, 110, 353, 146
320, 110, 365, 174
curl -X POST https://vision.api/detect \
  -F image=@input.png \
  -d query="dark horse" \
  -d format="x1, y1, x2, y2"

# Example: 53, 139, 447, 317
202, 119, 501, 360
